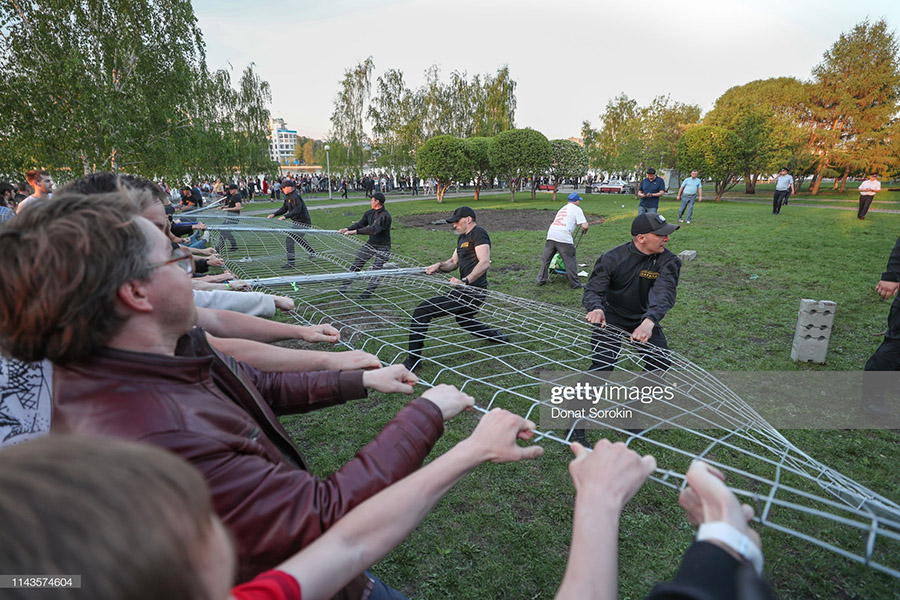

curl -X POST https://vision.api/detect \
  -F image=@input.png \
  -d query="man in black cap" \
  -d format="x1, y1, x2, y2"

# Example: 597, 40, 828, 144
338, 192, 392, 299
573, 213, 682, 443
217, 183, 241, 252
268, 179, 315, 267
402, 206, 508, 372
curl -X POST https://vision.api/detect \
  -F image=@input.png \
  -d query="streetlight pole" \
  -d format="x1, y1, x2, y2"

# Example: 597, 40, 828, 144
324, 144, 332, 200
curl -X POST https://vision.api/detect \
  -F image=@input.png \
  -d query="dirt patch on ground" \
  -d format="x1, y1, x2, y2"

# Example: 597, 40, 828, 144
398, 209, 603, 232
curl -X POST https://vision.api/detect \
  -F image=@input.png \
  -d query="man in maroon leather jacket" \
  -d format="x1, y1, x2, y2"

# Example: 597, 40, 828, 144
0, 192, 473, 598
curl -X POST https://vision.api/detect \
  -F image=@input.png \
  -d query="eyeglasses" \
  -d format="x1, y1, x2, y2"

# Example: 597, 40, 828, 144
149, 247, 195, 275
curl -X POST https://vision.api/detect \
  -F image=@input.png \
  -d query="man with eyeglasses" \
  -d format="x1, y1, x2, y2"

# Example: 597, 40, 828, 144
0, 191, 475, 598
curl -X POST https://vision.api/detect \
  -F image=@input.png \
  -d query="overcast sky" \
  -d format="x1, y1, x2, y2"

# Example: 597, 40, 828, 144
193, 0, 900, 141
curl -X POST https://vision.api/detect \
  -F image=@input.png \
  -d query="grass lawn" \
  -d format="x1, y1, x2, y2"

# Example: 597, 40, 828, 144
269, 192, 899, 599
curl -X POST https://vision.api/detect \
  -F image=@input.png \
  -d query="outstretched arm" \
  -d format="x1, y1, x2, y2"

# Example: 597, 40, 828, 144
206, 333, 380, 372
198, 307, 341, 344
426, 249, 459, 274
274, 409, 544, 600
556, 440, 656, 600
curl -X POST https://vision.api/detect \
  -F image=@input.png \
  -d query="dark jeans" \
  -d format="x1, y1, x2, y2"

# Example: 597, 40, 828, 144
341, 244, 391, 296
773, 190, 790, 214
537, 239, 581, 287
858, 194, 875, 219
407, 287, 503, 359
286, 221, 315, 264
367, 571, 407, 600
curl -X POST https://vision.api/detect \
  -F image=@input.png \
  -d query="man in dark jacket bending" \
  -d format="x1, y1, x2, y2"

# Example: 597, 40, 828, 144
338, 192, 392, 300
573, 213, 682, 444
268, 179, 316, 267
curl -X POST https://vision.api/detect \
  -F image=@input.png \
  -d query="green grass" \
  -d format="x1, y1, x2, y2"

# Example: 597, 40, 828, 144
272, 193, 900, 599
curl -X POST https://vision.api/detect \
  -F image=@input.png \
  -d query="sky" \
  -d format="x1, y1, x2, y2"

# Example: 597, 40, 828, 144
192, 0, 900, 141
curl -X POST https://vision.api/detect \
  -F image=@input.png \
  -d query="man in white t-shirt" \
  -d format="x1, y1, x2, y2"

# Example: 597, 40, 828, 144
857, 173, 882, 220
15, 169, 53, 214
537, 192, 589, 289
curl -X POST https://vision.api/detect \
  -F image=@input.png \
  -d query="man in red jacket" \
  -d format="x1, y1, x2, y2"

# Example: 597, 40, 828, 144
0, 191, 473, 599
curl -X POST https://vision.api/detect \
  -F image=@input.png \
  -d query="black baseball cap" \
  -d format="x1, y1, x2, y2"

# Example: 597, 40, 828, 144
631, 213, 679, 236
227, 184, 238, 190
372, 192, 386, 204
282, 180, 295, 188
446, 206, 476, 223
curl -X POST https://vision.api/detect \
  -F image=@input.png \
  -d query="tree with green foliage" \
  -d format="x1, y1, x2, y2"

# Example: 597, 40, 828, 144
582, 94, 642, 179
0, 0, 186, 178
805, 19, 900, 194
582, 94, 699, 185
368, 68, 423, 173
0, 0, 276, 183
330, 57, 374, 175
641, 95, 701, 171
489, 129, 552, 201
463, 137, 493, 201
474, 66, 517, 137
416, 135, 469, 203
676, 126, 743, 201
705, 78, 809, 193
548, 139, 588, 201
414, 65, 516, 140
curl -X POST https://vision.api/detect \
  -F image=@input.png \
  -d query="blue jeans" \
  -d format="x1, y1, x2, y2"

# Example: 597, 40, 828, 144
637, 205, 657, 215
367, 571, 408, 600
679, 194, 697, 222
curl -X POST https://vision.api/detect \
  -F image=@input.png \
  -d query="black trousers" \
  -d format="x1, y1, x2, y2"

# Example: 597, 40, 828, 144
572, 313, 671, 438
589, 314, 671, 374
220, 216, 238, 249
286, 222, 315, 264
865, 294, 900, 371
341, 244, 391, 295
857, 194, 875, 219
773, 190, 790, 214
407, 287, 503, 359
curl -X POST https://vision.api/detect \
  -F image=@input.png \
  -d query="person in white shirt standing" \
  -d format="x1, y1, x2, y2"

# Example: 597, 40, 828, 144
15, 169, 53, 214
537, 192, 590, 289
857, 173, 882, 220
772, 167, 794, 215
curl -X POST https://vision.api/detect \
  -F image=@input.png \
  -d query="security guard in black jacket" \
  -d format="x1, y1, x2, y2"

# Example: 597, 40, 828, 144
338, 192, 393, 299
268, 180, 315, 267
574, 213, 681, 443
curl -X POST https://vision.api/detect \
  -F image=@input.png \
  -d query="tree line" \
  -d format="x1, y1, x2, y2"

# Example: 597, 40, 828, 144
327, 58, 517, 176
584, 19, 900, 201
0, 0, 276, 184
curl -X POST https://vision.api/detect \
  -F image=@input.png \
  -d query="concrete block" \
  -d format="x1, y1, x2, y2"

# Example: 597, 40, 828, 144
796, 299, 836, 328
791, 299, 835, 363
678, 250, 697, 262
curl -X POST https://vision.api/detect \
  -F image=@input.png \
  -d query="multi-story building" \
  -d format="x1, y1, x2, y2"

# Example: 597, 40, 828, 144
269, 118, 298, 165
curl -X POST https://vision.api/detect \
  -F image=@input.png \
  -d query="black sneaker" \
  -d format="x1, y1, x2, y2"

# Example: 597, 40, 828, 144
358, 291, 372, 300
486, 331, 510, 344
570, 429, 589, 447
402, 355, 422, 372
281, 263, 295, 269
